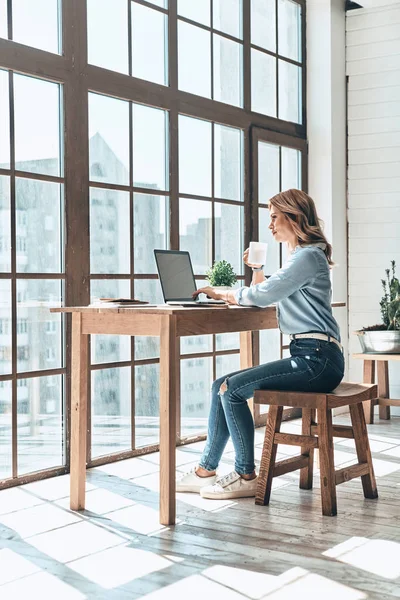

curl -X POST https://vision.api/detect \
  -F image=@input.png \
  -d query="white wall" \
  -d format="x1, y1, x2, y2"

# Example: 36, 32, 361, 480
307, 0, 348, 372
346, 2, 400, 407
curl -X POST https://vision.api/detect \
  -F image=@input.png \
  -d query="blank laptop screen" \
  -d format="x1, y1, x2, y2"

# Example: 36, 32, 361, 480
155, 251, 197, 301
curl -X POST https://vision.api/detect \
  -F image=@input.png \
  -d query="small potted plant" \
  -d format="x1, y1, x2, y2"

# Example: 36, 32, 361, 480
355, 260, 400, 353
206, 259, 237, 290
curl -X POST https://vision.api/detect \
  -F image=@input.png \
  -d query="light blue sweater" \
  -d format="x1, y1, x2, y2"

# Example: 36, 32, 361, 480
235, 244, 341, 342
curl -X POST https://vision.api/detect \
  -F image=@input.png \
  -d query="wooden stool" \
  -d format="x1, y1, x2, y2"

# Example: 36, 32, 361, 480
254, 382, 378, 516
354, 353, 400, 424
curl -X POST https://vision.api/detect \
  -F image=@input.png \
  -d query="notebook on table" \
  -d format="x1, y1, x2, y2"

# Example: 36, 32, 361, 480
154, 249, 227, 307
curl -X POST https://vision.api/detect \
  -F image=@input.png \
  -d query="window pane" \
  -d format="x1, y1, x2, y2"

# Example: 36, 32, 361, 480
251, 0, 275, 52
17, 279, 63, 373
214, 124, 243, 202
258, 141, 279, 203
12, 0, 60, 54
14, 75, 62, 177
134, 279, 163, 360
133, 104, 168, 191
0, 176, 11, 271
180, 198, 212, 274
251, 50, 276, 117
179, 116, 211, 197
178, 0, 210, 26
215, 203, 243, 277
259, 206, 279, 276
178, 22, 211, 98
0, 380, 11, 479
16, 178, 63, 273
216, 332, 240, 351
90, 188, 130, 274
279, 60, 301, 123
281, 146, 301, 190
0, 280, 11, 374
216, 353, 240, 379
17, 374, 64, 475
89, 93, 130, 186
91, 279, 131, 364
0, 70, 10, 168
87, 0, 128, 74
131, 3, 167, 85
92, 367, 131, 458
181, 356, 212, 437
213, 35, 242, 108
134, 193, 169, 274
180, 334, 212, 356
135, 363, 159, 447
213, 0, 242, 39
0, 1, 7, 38
278, 0, 301, 62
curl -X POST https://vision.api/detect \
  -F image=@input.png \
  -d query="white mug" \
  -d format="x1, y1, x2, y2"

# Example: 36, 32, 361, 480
248, 241, 268, 265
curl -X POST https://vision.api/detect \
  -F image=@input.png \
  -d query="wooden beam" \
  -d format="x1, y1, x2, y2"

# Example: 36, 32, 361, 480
274, 432, 319, 449
335, 463, 370, 486
273, 454, 309, 477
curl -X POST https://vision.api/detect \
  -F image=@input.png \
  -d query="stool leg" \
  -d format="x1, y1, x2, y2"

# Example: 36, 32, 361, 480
377, 361, 390, 420
363, 360, 375, 424
300, 408, 316, 490
255, 405, 283, 506
317, 407, 337, 516
349, 402, 378, 499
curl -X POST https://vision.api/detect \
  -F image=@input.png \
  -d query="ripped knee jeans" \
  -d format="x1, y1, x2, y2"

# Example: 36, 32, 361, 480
198, 338, 344, 475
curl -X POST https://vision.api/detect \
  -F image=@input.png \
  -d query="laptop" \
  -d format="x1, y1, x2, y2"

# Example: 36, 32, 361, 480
154, 249, 226, 306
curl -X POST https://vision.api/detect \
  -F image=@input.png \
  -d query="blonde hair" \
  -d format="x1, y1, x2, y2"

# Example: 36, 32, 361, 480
268, 189, 334, 267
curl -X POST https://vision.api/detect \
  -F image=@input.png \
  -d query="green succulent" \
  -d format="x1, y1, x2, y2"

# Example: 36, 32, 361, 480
379, 261, 400, 331
206, 260, 237, 287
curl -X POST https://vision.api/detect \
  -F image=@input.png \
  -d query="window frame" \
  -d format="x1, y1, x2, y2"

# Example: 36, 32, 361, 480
0, 0, 307, 486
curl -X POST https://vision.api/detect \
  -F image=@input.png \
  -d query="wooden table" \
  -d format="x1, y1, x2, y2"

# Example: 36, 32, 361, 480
53, 302, 344, 525
353, 353, 400, 424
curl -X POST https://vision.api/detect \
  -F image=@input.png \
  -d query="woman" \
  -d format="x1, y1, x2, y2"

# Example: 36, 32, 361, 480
177, 189, 344, 500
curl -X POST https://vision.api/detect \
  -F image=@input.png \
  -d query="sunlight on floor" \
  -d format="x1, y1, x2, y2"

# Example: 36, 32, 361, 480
0, 570, 86, 600
27, 520, 125, 563
105, 503, 171, 536
68, 545, 173, 589
0, 487, 44, 515
0, 502, 81, 538
0, 549, 41, 586
323, 536, 400, 579
134, 565, 367, 600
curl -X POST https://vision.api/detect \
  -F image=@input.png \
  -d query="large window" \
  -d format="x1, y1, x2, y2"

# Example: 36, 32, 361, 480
0, 70, 65, 480
0, 0, 306, 485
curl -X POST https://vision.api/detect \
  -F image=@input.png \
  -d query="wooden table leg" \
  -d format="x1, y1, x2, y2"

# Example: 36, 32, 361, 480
377, 360, 390, 420
362, 360, 375, 424
159, 315, 179, 525
70, 313, 88, 511
240, 331, 254, 417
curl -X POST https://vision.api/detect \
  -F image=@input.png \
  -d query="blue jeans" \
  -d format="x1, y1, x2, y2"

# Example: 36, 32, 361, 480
199, 338, 345, 475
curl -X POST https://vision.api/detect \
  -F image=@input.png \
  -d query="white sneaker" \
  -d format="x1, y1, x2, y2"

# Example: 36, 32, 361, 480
200, 470, 258, 500
176, 467, 217, 493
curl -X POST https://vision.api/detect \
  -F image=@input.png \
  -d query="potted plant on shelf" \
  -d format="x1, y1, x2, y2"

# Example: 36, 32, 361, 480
355, 260, 400, 353
206, 259, 237, 291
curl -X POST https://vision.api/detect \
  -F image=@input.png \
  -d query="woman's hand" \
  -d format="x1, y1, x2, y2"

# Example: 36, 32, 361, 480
193, 286, 222, 300
193, 286, 239, 305
243, 248, 262, 269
